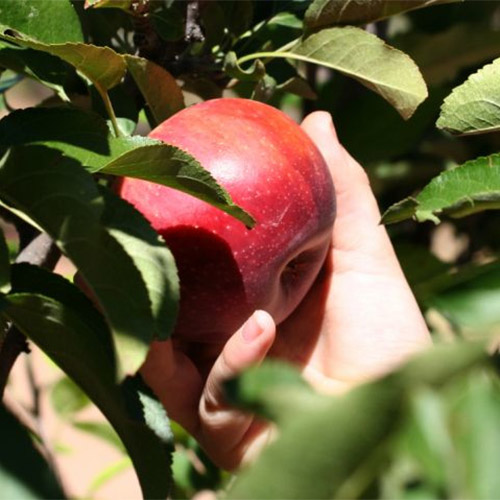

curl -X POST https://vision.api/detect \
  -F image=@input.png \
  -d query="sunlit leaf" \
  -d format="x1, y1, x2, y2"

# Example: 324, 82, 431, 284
382, 154, 500, 224
100, 188, 179, 340
437, 58, 500, 135
293, 27, 428, 119
0, 0, 83, 44
102, 144, 256, 228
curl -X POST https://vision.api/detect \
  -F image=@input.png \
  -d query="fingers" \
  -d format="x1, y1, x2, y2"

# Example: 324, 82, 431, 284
198, 310, 276, 470
140, 339, 202, 434
301, 112, 377, 218
301, 111, 405, 276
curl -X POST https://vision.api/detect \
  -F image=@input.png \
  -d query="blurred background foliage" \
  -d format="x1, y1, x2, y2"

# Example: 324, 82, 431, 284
1, 0, 500, 498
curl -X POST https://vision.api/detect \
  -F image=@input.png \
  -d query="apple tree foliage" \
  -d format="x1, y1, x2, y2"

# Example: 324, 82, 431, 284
0, 0, 500, 498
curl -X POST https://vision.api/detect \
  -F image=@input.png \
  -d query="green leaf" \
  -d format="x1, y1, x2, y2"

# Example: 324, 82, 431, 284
305, 0, 461, 29
0, 147, 154, 378
0, 34, 126, 91
0, 107, 151, 170
227, 342, 487, 499
335, 86, 447, 164
0, 228, 9, 293
0, 44, 69, 92
100, 187, 179, 340
51, 375, 91, 417
382, 154, 500, 224
101, 144, 256, 228
150, 2, 185, 42
124, 55, 184, 125
452, 373, 500, 498
437, 58, 500, 135
0, 0, 83, 44
73, 421, 125, 453
225, 361, 317, 424
2, 266, 173, 498
293, 27, 428, 119
0, 402, 66, 499
224, 51, 266, 82
393, 23, 500, 86
86, 457, 132, 496
425, 260, 500, 330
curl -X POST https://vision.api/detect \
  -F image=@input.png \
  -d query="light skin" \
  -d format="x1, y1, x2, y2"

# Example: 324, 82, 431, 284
141, 111, 432, 471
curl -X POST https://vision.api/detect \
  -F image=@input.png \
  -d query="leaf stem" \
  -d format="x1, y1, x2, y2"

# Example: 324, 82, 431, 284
97, 85, 122, 138
237, 38, 301, 66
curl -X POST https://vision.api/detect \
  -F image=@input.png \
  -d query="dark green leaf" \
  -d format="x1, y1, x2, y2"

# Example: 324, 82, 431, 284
335, 86, 446, 164
150, 3, 185, 42
0, 44, 69, 92
0, 403, 66, 499
0, 147, 154, 378
0, 107, 150, 170
0, 0, 83, 44
101, 144, 256, 228
51, 375, 91, 417
305, 0, 461, 29
125, 55, 184, 125
292, 27, 428, 119
100, 187, 179, 340
382, 155, 500, 224
0, 228, 9, 293
393, 23, 500, 86
1, 266, 173, 498
437, 58, 500, 135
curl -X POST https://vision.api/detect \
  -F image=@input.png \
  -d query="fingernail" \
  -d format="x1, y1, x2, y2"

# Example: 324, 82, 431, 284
242, 311, 264, 343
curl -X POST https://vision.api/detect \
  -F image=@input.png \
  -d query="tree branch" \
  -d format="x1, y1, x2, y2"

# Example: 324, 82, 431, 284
0, 232, 60, 400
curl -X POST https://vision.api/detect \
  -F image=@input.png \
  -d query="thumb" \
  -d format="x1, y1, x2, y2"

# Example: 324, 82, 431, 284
198, 310, 276, 470
301, 111, 403, 276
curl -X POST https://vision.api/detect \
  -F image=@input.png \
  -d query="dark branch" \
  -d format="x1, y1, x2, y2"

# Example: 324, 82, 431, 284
0, 232, 60, 400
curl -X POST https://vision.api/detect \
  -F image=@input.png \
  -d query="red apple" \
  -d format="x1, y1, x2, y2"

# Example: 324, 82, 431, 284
117, 98, 335, 343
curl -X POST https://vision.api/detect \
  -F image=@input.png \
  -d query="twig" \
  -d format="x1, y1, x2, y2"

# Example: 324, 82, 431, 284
0, 232, 60, 399
25, 355, 65, 488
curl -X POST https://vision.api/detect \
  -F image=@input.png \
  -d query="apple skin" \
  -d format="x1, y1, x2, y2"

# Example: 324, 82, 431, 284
117, 98, 336, 343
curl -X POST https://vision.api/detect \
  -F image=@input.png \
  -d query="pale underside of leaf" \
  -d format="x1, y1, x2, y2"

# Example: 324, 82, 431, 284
382, 154, 500, 224
293, 27, 428, 119
0, 33, 126, 90
437, 57, 500, 135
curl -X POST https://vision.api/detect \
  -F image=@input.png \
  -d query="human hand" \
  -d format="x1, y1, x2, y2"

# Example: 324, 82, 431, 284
141, 111, 432, 471
270, 111, 432, 392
